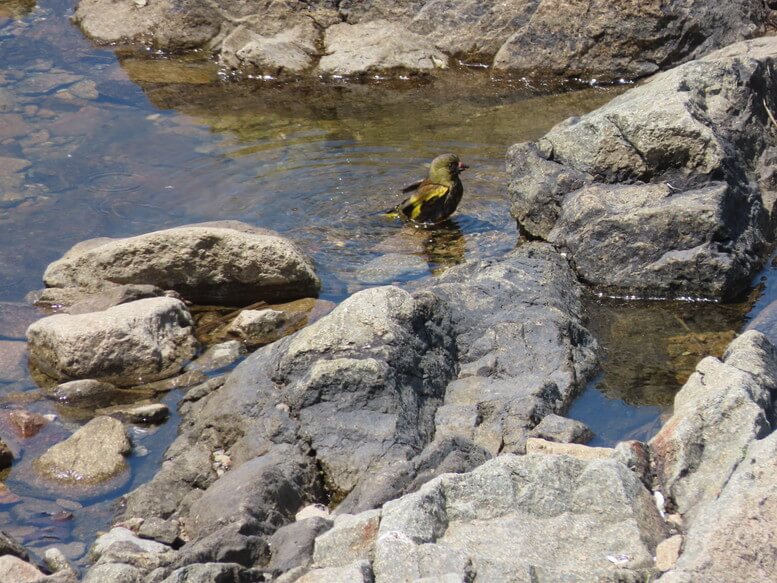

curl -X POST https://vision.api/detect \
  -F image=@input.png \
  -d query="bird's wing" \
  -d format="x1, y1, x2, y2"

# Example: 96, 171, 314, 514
398, 182, 450, 221
401, 179, 425, 194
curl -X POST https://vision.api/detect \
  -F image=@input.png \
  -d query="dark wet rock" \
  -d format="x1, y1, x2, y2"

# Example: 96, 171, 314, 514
0, 555, 46, 582
27, 297, 198, 387
133, 370, 208, 394
0, 528, 29, 560
173, 521, 269, 569
335, 437, 491, 515
32, 416, 131, 492
0, 437, 14, 470
318, 20, 448, 76
48, 379, 128, 401
227, 309, 289, 346
508, 37, 777, 300
42, 221, 320, 305
528, 413, 593, 444
96, 401, 170, 424
119, 440, 214, 522
423, 243, 597, 457
185, 444, 321, 539
493, 0, 768, 81
184, 340, 244, 374
159, 562, 259, 583
650, 330, 777, 519
67, 284, 168, 314
266, 517, 333, 575
179, 376, 226, 407
323, 453, 666, 582
138, 517, 181, 546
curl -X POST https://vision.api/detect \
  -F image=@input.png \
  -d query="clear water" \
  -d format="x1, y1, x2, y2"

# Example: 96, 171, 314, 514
0, 0, 773, 571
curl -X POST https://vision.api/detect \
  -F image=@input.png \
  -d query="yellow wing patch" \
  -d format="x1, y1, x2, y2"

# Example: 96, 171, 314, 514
405, 183, 449, 220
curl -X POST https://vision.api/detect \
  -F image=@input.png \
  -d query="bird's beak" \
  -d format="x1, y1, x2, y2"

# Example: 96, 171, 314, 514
458, 162, 469, 172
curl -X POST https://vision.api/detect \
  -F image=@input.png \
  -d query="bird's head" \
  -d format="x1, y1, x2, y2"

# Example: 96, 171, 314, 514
429, 153, 468, 182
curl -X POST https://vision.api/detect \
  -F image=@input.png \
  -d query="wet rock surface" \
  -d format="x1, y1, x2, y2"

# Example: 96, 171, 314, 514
42, 221, 321, 306
72, 0, 771, 80
26, 297, 198, 387
509, 37, 777, 300
31, 416, 132, 496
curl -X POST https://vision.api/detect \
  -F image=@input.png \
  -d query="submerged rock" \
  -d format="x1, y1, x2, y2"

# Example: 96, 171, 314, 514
32, 416, 131, 494
42, 221, 320, 306
508, 37, 777, 300
27, 297, 197, 387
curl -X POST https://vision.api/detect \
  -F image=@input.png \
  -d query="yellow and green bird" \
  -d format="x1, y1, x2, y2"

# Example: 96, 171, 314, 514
390, 153, 468, 225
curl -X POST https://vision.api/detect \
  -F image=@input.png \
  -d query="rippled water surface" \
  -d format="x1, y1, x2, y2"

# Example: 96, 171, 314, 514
1, 0, 774, 571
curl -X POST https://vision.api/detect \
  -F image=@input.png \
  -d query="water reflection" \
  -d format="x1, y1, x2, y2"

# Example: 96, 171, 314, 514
582, 295, 749, 407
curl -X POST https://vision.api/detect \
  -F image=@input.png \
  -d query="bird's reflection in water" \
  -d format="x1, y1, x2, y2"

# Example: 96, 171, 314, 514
420, 219, 466, 274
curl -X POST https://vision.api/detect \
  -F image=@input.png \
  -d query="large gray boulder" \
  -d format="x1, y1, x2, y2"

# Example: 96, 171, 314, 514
508, 37, 777, 300
308, 453, 667, 582
493, 0, 767, 81
26, 297, 197, 386
42, 221, 320, 305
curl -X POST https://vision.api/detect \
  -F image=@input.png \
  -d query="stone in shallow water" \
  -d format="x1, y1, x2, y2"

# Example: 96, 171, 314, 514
184, 340, 245, 374
96, 401, 170, 424
353, 253, 428, 285
33, 416, 131, 489
42, 221, 320, 306
26, 297, 198, 387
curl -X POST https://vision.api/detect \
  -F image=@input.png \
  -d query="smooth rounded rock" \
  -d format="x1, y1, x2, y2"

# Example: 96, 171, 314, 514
33, 416, 131, 490
27, 297, 197, 387
42, 221, 320, 305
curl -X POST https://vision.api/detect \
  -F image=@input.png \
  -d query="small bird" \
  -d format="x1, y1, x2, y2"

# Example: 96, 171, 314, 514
389, 153, 468, 225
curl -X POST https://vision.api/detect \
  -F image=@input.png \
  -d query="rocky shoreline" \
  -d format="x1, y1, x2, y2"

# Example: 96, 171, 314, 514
2, 12, 777, 583
71, 0, 774, 82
